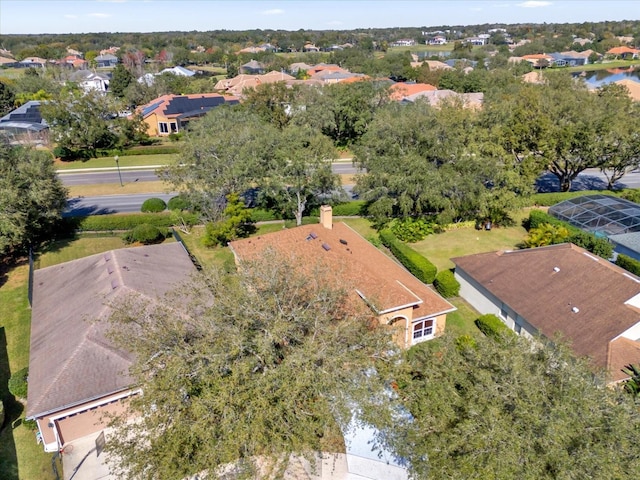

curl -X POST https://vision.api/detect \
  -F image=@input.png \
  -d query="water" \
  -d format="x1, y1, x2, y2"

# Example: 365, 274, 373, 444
574, 66, 640, 87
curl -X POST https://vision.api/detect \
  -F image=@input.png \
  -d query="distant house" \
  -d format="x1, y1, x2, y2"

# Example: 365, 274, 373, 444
521, 53, 555, 68
0, 100, 48, 145
94, 53, 118, 67
401, 89, 484, 109
19, 57, 47, 68
137, 93, 239, 136
27, 243, 197, 453
615, 78, 640, 102
453, 243, 640, 383
213, 71, 295, 96
464, 36, 487, 46
239, 59, 265, 75
69, 70, 110, 93
230, 206, 456, 350
427, 36, 447, 45
389, 82, 437, 101
0, 56, 18, 68
159, 65, 195, 77
607, 46, 640, 60
303, 43, 321, 52
548, 50, 592, 67
390, 39, 416, 47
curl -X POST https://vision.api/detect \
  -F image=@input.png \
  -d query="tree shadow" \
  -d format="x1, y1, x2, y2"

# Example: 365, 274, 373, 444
0, 327, 21, 480
0, 257, 28, 290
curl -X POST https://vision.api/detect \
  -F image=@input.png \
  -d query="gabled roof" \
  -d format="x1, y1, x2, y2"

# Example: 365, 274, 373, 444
137, 93, 239, 119
160, 65, 195, 77
0, 100, 47, 131
453, 243, 640, 376
94, 53, 118, 61
607, 46, 640, 56
229, 222, 454, 320
27, 243, 196, 418
403, 89, 484, 109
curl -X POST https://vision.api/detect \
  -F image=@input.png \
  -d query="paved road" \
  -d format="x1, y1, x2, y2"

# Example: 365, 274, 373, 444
537, 169, 640, 192
58, 162, 360, 186
64, 193, 176, 216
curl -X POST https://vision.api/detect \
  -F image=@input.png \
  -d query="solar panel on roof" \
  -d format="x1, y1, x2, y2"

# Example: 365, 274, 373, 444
141, 100, 163, 118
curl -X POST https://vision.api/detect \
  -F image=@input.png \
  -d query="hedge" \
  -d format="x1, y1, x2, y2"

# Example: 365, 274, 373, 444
141, 197, 167, 213
67, 212, 200, 231
434, 270, 460, 298
8, 367, 28, 399
475, 314, 515, 341
379, 229, 437, 284
96, 146, 180, 157
527, 210, 613, 259
308, 201, 366, 217
616, 254, 640, 276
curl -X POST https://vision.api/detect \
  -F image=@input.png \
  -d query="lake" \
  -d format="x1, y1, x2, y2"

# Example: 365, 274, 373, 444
574, 66, 640, 87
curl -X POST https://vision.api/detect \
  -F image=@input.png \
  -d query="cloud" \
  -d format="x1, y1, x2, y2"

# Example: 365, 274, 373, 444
261, 8, 284, 15
64, 14, 78, 19
88, 12, 112, 18
517, 1, 552, 7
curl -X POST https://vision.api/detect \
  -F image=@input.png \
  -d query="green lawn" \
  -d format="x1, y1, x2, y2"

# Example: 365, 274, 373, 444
54, 153, 177, 170
566, 59, 640, 73
0, 263, 55, 480
34, 235, 131, 269
387, 44, 453, 53
445, 297, 481, 337
175, 226, 235, 271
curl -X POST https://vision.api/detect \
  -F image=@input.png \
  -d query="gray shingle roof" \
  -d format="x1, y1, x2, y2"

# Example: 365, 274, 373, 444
27, 243, 196, 418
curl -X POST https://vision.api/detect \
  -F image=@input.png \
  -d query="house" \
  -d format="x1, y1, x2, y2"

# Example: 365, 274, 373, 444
521, 53, 555, 68
548, 50, 593, 67
239, 59, 266, 75
137, 93, 239, 136
464, 36, 487, 46
69, 70, 110, 93
229, 206, 455, 350
390, 39, 416, 47
213, 71, 295, 96
159, 65, 195, 77
606, 46, 640, 60
453, 243, 640, 382
19, 57, 47, 68
427, 36, 447, 45
0, 100, 48, 145
0, 56, 18, 68
389, 82, 437, 101
402, 89, 484, 109
94, 53, 118, 67
409, 60, 453, 71
521, 70, 546, 84
303, 43, 321, 52
27, 243, 197, 453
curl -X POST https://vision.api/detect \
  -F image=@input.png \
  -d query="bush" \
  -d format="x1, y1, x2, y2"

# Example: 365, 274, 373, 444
308, 201, 366, 217
250, 208, 280, 222
619, 189, 640, 204
379, 229, 437, 284
455, 334, 477, 351
390, 217, 438, 243
475, 314, 515, 341
527, 210, 612, 259
123, 224, 167, 245
141, 197, 167, 213
8, 367, 28, 399
96, 145, 179, 157
167, 196, 190, 211
53, 145, 77, 160
434, 270, 460, 298
616, 254, 640, 276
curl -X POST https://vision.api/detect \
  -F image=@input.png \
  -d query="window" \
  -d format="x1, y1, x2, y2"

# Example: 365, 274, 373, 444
170, 122, 177, 133
500, 305, 507, 319
159, 122, 168, 133
413, 319, 434, 343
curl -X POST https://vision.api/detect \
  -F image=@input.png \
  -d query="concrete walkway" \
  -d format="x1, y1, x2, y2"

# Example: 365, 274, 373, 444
62, 430, 115, 480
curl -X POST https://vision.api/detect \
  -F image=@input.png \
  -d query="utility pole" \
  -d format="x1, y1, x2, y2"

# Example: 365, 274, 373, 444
114, 155, 123, 187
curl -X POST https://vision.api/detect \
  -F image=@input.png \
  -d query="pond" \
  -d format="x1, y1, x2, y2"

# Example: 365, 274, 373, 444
574, 66, 640, 87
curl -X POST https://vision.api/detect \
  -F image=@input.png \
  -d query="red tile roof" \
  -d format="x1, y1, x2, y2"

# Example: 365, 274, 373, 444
389, 82, 437, 100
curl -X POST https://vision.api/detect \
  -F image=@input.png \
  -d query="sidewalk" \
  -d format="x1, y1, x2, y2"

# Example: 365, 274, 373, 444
57, 165, 164, 174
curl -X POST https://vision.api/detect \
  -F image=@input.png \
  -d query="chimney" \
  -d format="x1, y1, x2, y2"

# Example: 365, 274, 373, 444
320, 205, 333, 230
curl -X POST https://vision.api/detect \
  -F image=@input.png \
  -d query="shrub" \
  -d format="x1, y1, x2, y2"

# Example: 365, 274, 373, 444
167, 195, 190, 211
616, 254, 640, 276
455, 334, 477, 351
434, 270, 460, 298
53, 145, 77, 160
96, 145, 179, 157
524, 223, 570, 248
141, 197, 167, 213
390, 217, 438, 243
379, 229, 437, 284
8, 367, 28, 399
123, 224, 167, 245
203, 193, 255, 247
309, 201, 366, 217
250, 208, 280, 222
526, 210, 612, 259
475, 314, 515, 341
619, 189, 640, 204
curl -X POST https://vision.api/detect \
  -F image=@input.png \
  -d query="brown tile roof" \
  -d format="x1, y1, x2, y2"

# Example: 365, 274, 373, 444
608, 337, 640, 382
229, 222, 454, 320
27, 243, 196, 418
453, 243, 640, 375
607, 46, 640, 56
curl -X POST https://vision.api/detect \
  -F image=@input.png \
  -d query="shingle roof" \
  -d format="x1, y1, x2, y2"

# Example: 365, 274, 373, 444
453, 243, 640, 376
229, 222, 454, 320
0, 100, 47, 130
137, 93, 239, 119
27, 243, 196, 418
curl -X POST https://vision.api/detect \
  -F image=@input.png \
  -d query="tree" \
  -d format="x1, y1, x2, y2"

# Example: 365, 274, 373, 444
203, 192, 255, 246
162, 107, 279, 221
0, 81, 15, 116
523, 222, 570, 247
258, 126, 341, 226
374, 334, 640, 479
0, 142, 67, 256
242, 81, 298, 129
40, 89, 119, 159
104, 254, 393, 479
109, 64, 134, 98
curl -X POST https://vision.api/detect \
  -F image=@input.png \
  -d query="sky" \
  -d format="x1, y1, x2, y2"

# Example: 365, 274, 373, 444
1, 0, 639, 35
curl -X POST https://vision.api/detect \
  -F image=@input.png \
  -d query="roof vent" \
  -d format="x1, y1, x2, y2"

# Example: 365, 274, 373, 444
553, 266, 560, 273
572, 306, 579, 314
309, 232, 318, 239
322, 243, 331, 251
339, 239, 348, 245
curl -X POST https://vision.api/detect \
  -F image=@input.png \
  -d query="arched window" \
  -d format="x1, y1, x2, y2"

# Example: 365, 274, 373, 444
413, 318, 435, 343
